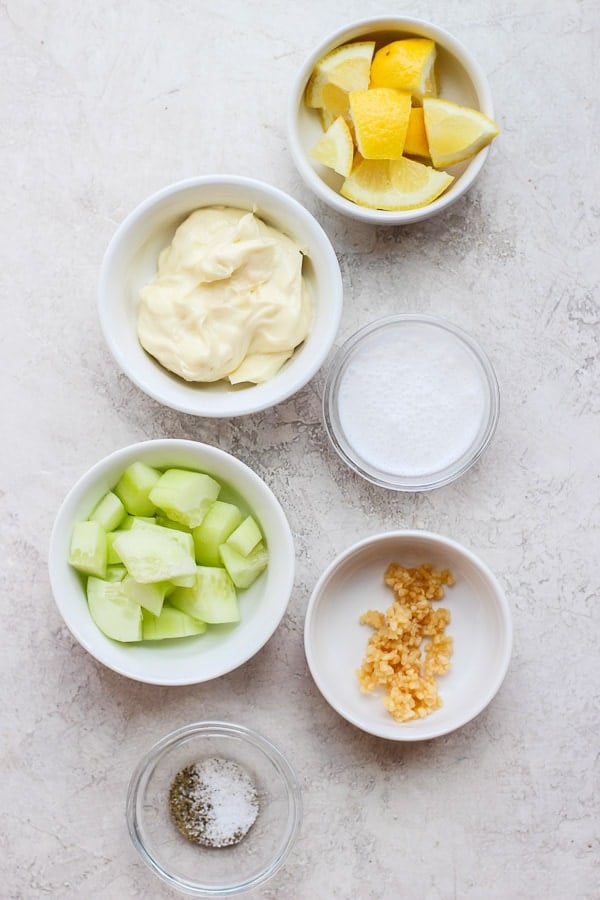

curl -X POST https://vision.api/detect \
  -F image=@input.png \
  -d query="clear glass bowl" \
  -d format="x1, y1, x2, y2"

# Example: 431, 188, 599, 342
323, 314, 500, 491
126, 722, 302, 896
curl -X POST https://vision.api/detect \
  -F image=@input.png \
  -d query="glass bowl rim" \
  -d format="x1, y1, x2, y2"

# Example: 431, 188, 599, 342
126, 720, 303, 897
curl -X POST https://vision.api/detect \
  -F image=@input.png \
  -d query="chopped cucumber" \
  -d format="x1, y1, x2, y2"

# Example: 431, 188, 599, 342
87, 577, 142, 642
121, 515, 155, 530
69, 520, 107, 578
113, 525, 196, 583
106, 531, 122, 565
170, 566, 239, 624
141, 605, 207, 640
88, 491, 126, 532
105, 564, 127, 582
219, 542, 268, 589
192, 500, 244, 567
122, 575, 167, 616
155, 515, 192, 533
114, 462, 161, 516
226, 515, 263, 557
149, 468, 220, 528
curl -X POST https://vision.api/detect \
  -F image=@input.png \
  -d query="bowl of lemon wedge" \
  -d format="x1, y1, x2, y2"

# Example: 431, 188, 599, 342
288, 17, 500, 224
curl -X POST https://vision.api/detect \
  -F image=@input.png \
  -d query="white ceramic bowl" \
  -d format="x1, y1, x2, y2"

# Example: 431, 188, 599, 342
99, 175, 343, 416
127, 721, 302, 896
48, 439, 295, 685
288, 17, 496, 225
304, 531, 512, 740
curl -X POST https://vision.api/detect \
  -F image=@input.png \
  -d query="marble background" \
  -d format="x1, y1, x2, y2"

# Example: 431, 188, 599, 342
2, 0, 598, 897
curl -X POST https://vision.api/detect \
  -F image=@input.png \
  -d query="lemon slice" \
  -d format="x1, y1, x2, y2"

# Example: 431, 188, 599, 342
370, 38, 437, 101
318, 82, 351, 130
404, 107, 430, 158
349, 88, 412, 160
423, 98, 500, 167
306, 41, 375, 108
341, 157, 453, 210
309, 115, 354, 177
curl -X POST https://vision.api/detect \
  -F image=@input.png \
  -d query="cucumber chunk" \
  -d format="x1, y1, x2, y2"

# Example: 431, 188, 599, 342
69, 520, 107, 578
219, 542, 268, 589
113, 525, 196, 583
106, 531, 123, 565
192, 501, 244, 567
122, 575, 167, 616
105, 564, 127, 582
88, 491, 126, 532
225, 516, 263, 557
141, 605, 207, 640
149, 468, 220, 528
154, 515, 192, 533
114, 462, 161, 516
87, 577, 142, 642
170, 566, 239, 623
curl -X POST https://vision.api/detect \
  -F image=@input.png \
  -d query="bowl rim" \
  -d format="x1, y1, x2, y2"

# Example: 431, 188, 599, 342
304, 529, 513, 741
287, 15, 495, 225
322, 313, 500, 491
126, 720, 303, 896
98, 173, 344, 417
48, 439, 295, 685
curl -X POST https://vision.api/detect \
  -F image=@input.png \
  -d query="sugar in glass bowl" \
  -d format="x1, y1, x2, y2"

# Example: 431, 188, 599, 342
98, 174, 343, 416
48, 439, 295, 685
323, 314, 500, 491
127, 721, 302, 896
288, 16, 496, 225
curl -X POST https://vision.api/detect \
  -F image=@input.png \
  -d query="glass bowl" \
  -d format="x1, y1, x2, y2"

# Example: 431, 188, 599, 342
126, 722, 302, 896
323, 314, 500, 491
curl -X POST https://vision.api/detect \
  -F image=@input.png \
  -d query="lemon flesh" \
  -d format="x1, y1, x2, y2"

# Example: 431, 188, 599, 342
341, 157, 454, 211
370, 38, 437, 101
423, 98, 500, 167
349, 87, 412, 160
306, 41, 375, 108
404, 107, 430, 158
309, 115, 355, 177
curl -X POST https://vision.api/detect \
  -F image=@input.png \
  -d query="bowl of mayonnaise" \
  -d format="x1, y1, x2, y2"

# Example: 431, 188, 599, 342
99, 175, 343, 417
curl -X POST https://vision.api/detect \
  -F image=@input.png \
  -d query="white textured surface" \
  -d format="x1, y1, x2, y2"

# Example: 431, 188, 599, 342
2, 1, 598, 898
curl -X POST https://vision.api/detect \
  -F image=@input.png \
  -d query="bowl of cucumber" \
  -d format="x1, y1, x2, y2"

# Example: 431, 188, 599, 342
48, 439, 295, 684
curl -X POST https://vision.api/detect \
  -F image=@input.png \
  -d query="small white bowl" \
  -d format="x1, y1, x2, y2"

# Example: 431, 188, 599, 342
304, 531, 512, 741
48, 439, 295, 685
323, 314, 500, 491
288, 17, 496, 225
99, 175, 343, 416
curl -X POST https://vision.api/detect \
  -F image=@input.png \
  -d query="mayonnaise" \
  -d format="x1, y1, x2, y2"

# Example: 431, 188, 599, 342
137, 207, 313, 384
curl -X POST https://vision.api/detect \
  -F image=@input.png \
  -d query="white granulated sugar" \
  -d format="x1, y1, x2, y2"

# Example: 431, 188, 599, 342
337, 324, 487, 477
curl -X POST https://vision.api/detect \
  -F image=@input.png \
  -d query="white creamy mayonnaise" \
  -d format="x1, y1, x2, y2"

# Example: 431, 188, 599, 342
137, 206, 313, 383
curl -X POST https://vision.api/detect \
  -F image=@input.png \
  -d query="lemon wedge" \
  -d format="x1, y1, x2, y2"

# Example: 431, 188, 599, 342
404, 107, 430, 158
309, 115, 355, 177
341, 157, 453, 210
306, 41, 375, 108
370, 38, 437, 101
349, 88, 412, 160
423, 98, 500, 167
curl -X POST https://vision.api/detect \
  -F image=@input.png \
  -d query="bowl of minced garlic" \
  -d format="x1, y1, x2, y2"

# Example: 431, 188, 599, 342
126, 721, 302, 895
304, 530, 513, 741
